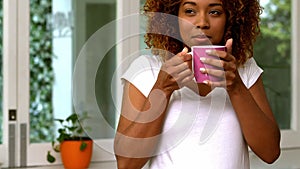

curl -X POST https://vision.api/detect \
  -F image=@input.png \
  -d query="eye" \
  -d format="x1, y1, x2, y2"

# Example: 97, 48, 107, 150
184, 8, 196, 15
209, 10, 223, 16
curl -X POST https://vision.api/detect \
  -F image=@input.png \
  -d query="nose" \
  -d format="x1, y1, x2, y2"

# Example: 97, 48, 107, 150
195, 14, 209, 29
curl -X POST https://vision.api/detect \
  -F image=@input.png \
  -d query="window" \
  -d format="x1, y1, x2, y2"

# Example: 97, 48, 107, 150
0, 0, 118, 167
254, 0, 300, 149
28, 0, 117, 165
30, 0, 56, 143
254, 0, 291, 130
251, 0, 300, 167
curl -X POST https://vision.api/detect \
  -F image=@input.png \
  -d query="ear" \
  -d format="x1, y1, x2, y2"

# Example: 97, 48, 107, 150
225, 38, 233, 54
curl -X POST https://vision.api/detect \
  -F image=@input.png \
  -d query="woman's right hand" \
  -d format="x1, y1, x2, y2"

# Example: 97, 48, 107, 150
155, 47, 194, 96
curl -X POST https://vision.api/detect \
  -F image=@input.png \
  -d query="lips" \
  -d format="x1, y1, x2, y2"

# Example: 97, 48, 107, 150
191, 34, 211, 45
192, 34, 211, 39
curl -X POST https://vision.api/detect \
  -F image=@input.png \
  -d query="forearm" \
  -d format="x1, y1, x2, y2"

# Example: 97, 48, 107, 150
228, 83, 280, 163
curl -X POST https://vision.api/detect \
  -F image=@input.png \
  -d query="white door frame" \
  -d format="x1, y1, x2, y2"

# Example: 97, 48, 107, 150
0, 0, 29, 167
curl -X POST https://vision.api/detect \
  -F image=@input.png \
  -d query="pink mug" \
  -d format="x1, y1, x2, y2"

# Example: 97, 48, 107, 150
191, 45, 226, 83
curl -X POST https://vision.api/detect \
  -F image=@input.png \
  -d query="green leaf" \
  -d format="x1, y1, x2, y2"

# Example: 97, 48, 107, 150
68, 126, 77, 133
66, 113, 78, 124
58, 128, 65, 133
53, 144, 60, 153
51, 141, 56, 149
54, 119, 64, 124
47, 151, 56, 163
80, 141, 88, 151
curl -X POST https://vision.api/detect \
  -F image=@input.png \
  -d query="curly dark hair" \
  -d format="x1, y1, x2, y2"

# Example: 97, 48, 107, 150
143, 0, 262, 66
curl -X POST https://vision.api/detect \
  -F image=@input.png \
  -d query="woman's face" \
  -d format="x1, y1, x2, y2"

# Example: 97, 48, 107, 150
178, 0, 226, 47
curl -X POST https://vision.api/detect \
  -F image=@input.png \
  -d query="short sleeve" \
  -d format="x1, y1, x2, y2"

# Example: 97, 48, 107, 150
238, 57, 263, 89
121, 55, 161, 97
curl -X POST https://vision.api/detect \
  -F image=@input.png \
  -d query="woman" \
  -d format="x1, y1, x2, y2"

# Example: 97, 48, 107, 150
114, 0, 281, 168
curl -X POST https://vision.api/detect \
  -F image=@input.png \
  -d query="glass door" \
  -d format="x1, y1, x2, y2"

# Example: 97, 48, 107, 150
1, 0, 140, 167
28, 0, 118, 166
27, 0, 74, 165
27, 0, 145, 166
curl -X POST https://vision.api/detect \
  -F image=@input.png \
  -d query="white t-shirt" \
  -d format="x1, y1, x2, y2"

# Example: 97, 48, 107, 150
121, 55, 263, 169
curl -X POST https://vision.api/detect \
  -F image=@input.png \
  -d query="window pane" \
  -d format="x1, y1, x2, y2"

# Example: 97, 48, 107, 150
30, 0, 56, 142
254, 0, 291, 129
30, 0, 75, 143
0, 0, 3, 144
89, 2, 117, 138
30, 0, 117, 143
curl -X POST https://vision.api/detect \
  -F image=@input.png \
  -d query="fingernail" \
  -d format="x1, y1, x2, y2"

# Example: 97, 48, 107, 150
200, 57, 206, 62
199, 68, 206, 73
205, 49, 212, 53
182, 47, 188, 53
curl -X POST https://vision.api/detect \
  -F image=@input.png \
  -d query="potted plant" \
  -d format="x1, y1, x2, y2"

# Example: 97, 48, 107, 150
47, 112, 93, 169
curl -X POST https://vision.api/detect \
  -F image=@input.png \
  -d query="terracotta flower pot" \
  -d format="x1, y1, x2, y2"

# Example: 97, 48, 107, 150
60, 138, 93, 169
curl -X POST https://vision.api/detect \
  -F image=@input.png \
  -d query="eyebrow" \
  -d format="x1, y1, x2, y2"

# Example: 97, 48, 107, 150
182, 1, 223, 7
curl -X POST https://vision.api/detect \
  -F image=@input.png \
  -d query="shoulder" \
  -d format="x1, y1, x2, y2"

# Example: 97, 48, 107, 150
242, 57, 261, 69
123, 54, 161, 75
134, 54, 162, 64
121, 55, 162, 97
238, 57, 263, 89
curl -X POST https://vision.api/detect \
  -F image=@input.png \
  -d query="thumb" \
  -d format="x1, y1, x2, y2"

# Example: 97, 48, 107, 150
181, 47, 188, 54
180, 47, 192, 61
225, 38, 233, 54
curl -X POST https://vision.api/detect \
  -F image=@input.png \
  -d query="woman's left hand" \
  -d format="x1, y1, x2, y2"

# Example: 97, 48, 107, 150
199, 39, 241, 91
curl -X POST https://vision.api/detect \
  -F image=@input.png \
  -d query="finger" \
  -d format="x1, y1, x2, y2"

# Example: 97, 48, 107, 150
169, 67, 193, 87
225, 38, 233, 54
204, 80, 226, 88
223, 61, 236, 72
202, 56, 236, 71
181, 47, 188, 54
175, 62, 193, 79
164, 60, 190, 78
179, 47, 192, 62
201, 68, 225, 80
166, 55, 185, 66
206, 49, 234, 62
169, 51, 192, 69
165, 47, 188, 65
181, 75, 194, 86
178, 71, 194, 85
181, 53, 192, 62
200, 57, 223, 69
